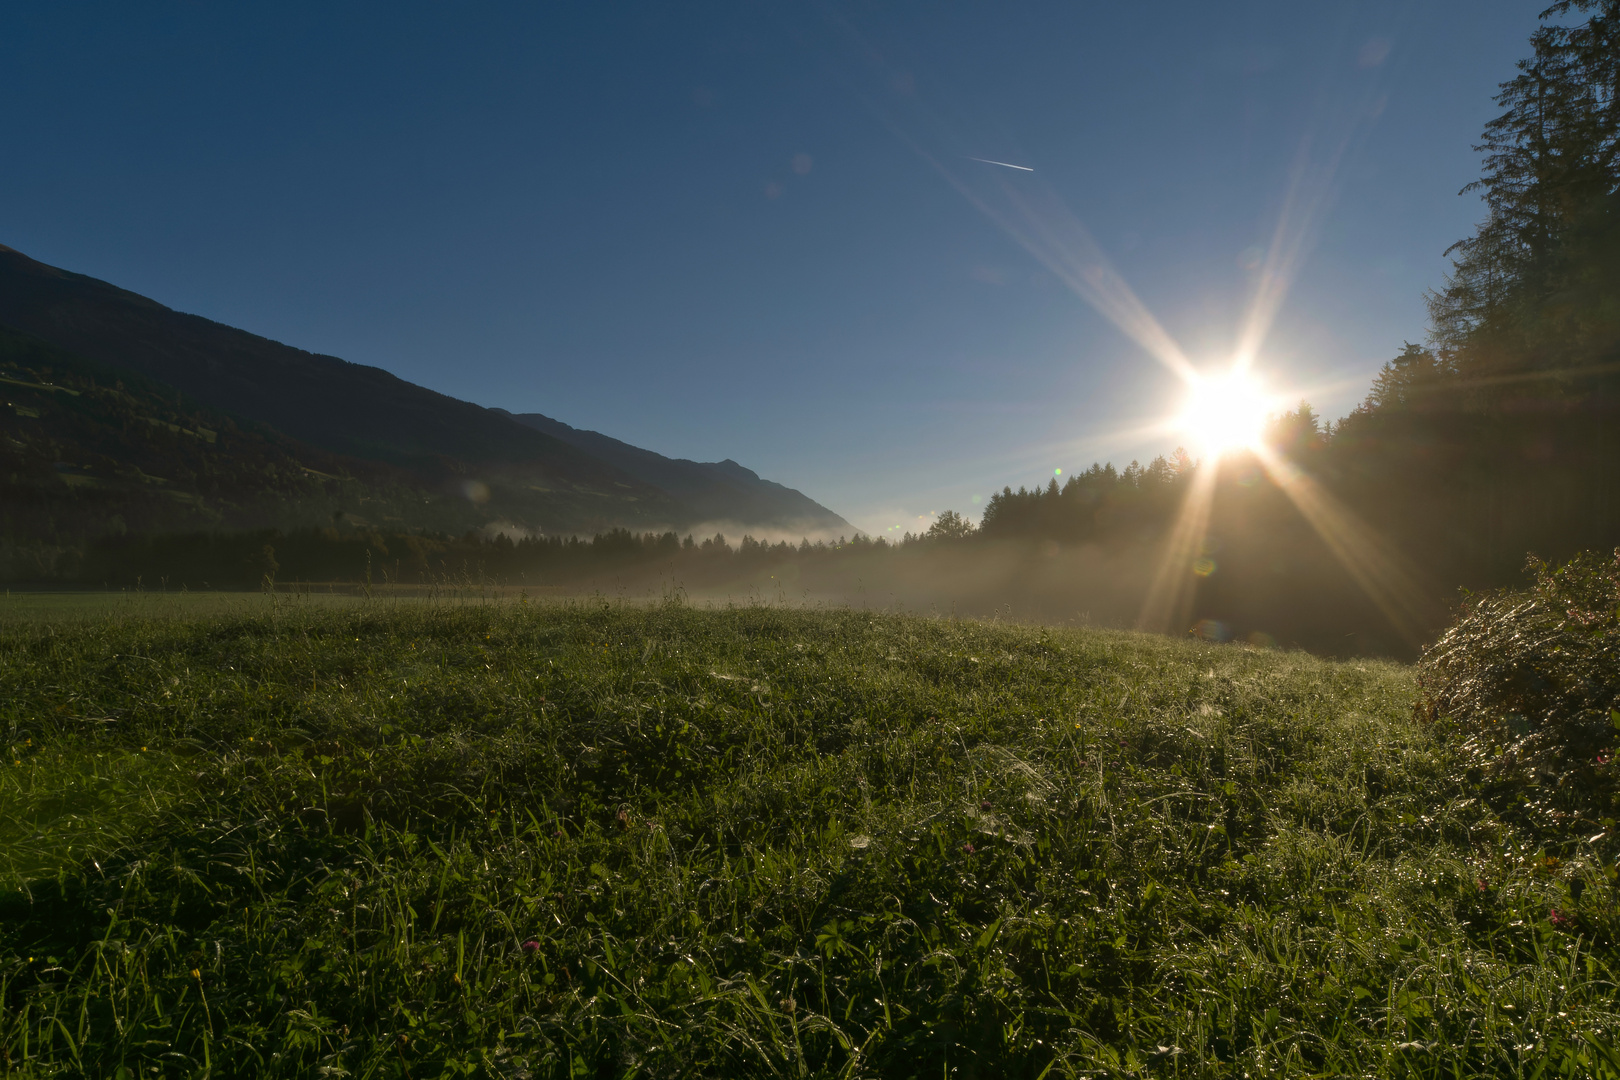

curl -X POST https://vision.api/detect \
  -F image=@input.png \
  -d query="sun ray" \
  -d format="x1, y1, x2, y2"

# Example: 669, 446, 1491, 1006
968, 414, 1189, 478
1231, 134, 1352, 372
1231, 46, 1398, 372
1136, 461, 1218, 634
1250, 443, 1436, 646
897, 131, 1198, 382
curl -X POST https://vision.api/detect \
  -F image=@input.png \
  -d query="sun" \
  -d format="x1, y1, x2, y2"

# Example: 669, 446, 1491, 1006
1176, 367, 1274, 458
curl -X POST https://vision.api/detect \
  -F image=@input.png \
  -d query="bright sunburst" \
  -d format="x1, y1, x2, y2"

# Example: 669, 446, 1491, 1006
1176, 367, 1274, 458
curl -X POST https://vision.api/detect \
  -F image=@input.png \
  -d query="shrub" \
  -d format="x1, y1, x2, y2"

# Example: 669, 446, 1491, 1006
1419, 549, 1620, 817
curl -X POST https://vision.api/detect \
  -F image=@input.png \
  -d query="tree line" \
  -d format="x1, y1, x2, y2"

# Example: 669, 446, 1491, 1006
73, 526, 922, 592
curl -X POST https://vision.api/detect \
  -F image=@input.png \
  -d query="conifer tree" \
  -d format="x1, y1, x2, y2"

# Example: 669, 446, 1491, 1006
1430, 0, 1620, 376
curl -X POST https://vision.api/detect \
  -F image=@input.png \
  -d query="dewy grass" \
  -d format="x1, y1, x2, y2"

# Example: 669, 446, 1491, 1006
0, 746, 188, 886
0, 598, 1615, 1077
0, 588, 377, 626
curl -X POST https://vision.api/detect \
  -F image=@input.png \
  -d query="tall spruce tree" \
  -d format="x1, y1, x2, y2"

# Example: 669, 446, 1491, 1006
1430, 0, 1620, 384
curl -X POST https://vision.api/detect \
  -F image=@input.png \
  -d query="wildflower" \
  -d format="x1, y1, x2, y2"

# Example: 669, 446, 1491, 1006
190, 968, 201, 980
979, 800, 992, 811
1477, 879, 1489, 892
961, 842, 976, 854
1549, 907, 1570, 928
521, 940, 541, 953
1599, 752, 1612, 766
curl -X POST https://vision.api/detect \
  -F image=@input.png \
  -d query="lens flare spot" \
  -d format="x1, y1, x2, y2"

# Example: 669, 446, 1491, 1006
1193, 558, 1217, 577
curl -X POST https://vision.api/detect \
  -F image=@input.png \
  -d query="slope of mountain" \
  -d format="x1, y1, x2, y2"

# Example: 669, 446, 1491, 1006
0, 325, 495, 554
0, 244, 851, 539
498, 410, 852, 536
0, 244, 682, 534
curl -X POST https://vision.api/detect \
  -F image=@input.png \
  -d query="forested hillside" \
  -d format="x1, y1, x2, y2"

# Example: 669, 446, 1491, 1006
1, 327, 414, 577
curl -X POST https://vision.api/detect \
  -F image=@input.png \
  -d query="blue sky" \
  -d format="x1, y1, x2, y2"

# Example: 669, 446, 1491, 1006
1, 1, 1541, 535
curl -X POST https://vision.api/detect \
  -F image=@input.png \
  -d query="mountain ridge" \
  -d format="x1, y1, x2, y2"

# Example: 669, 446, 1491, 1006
496, 409, 853, 537
0, 244, 850, 539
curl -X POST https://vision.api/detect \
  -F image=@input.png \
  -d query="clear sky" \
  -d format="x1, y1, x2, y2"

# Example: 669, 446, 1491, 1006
1, 1, 1542, 535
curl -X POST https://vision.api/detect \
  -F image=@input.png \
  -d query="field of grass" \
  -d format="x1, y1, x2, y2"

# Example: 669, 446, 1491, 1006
0, 588, 371, 623
0, 595, 1616, 1077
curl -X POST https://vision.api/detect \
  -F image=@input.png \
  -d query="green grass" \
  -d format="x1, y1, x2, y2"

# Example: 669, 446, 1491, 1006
0, 597, 1615, 1077
0, 588, 365, 624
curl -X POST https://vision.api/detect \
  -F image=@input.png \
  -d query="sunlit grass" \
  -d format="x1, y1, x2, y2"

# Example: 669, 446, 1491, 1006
0, 599, 1615, 1076
0, 587, 372, 625
0, 748, 188, 887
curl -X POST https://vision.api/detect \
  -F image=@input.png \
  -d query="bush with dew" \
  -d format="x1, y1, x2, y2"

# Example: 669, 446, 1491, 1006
1419, 549, 1620, 819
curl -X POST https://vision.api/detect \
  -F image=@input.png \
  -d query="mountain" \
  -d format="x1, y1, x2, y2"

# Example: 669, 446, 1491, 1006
0, 244, 849, 540
0, 244, 681, 535
2, 325, 323, 575
0, 324, 539, 570
497, 410, 853, 537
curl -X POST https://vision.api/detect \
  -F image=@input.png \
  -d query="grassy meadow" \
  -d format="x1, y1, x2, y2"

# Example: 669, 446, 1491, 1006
0, 594, 1616, 1077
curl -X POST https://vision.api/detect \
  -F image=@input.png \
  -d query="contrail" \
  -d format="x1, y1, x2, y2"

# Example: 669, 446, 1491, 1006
969, 157, 1033, 172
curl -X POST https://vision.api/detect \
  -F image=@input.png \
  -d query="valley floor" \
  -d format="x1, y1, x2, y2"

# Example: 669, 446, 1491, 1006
0, 599, 1614, 1077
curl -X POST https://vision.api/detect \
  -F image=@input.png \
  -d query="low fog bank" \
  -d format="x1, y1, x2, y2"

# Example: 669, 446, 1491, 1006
584, 536, 1430, 659
22, 512, 1447, 657
673, 541, 1153, 628
478, 519, 851, 547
